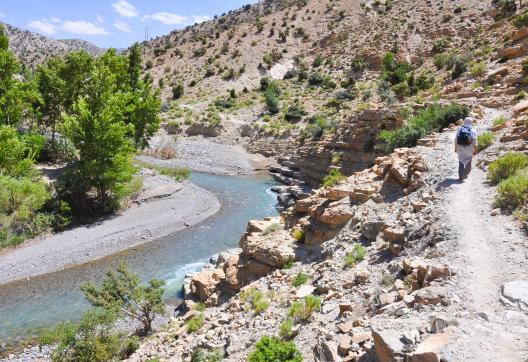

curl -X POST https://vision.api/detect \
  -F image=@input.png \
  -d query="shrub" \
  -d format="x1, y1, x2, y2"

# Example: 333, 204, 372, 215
379, 103, 469, 152
477, 132, 495, 151
451, 58, 467, 79
322, 168, 346, 187
513, 13, 528, 28
263, 223, 282, 235
241, 288, 270, 314
488, 153, 528, 183
432, 38, 450, 54
345, 243, 367, 267
470, 62, 486, 77
191, 348, 223, 362
300, 115, 336, 141
284, 104, 307, 122
351, 57, 366, 72
292, 229, 305, 242
292, 273, 310, 287
81, 262, 165, 335
496, 172, 528, 209
279, 319, 295, 340
248, 336, 303, 362
493, 117, 506, 127
193, 47, 207, 57
186, 313, 205, 333
312, 55, 324, 67
282, 260, 294, 269
288, 295, 321, 322
494, 0, 517, 21
264, 81, 281, 114
172, 83, 184, 100
515, 90, 527, 102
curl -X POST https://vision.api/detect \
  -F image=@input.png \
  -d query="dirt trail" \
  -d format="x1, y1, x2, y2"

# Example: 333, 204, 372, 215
421, 108, 528, 361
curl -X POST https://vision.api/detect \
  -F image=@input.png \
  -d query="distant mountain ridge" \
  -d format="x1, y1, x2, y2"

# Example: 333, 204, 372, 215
1, 22, 106, 67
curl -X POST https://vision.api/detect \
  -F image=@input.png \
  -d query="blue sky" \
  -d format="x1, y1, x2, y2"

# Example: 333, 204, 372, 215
0, 0, 258, 48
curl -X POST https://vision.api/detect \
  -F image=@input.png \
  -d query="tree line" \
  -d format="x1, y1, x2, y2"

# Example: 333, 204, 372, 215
0, 25, 161, 248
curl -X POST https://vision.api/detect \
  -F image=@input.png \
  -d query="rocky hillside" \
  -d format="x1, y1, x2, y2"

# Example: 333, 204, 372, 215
1, 22, 105, 67
124, 0, 528, 361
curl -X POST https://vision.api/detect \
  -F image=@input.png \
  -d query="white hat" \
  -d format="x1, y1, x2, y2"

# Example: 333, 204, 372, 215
463, 117, 473, 126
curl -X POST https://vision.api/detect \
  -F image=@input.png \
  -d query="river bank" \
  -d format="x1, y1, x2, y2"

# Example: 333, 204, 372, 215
0, 170, 220, 286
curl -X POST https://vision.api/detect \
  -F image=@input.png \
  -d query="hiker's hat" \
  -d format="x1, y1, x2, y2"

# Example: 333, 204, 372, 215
463, 117, 473, 126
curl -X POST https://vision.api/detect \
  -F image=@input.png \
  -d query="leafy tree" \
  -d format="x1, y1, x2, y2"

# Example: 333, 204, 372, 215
37, 57, 66, 139
81, 262, 165, 334
128, 43, 143, 90
0, 24, 8, 51
60, 65, 136, 213
61, 50, 94, 113
127, 81, 161, 149
0, 125, 39, 178
0, 77, 41, 127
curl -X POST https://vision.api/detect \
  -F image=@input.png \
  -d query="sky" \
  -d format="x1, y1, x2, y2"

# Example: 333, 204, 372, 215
0, 0, 258, 48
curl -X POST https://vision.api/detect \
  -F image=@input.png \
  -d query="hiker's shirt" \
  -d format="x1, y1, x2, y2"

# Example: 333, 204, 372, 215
455, 126, 477, 166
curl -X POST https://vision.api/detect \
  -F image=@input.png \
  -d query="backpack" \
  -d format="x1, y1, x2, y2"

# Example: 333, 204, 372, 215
457, 126, 473, 146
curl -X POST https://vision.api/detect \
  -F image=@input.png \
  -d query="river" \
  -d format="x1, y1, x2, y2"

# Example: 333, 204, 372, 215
0, 172, 278, 345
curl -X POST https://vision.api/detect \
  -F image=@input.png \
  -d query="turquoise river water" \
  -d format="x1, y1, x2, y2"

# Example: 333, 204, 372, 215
0, 172, 278, 345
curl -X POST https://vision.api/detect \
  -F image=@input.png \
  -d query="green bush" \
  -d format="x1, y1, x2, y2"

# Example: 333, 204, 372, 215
493, 117, 506, 127
496, 171, 528, 209
172, 83, 184, 100
451, 58, 468, 79
186, 313, 205, 333
240, 288, 270, 314
513, 13, 528, 28
477, 132, 495, 151
494, 0, 517, 21
287, 295, 321, 322
264, 82, 281, 114
488, 153, 528, 183
351, 57, 366, 72
470, 62, 486, 77
379, 103, 469, 152
191, 348, 223, 362
292, 273, 310, 287
322, 169, 346, 187
432, 38, 450, 54
299, 115, 336, 142
278, 318, 295, 340
284, 104, 307, 122
248, 336, 303, 362
345, 243, 367, 267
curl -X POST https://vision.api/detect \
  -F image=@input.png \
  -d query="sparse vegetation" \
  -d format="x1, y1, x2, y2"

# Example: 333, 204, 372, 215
241, 288, 270, 314
288, 295, 321, 322
292, 273, 310, 287
477, 132, 495, 151
379, 103, 469, 152
186, 313, 205, 333
322, 168, 346, 187
248, 336, 303, 362
345, 243, 367, 267
488, 153, 528, 184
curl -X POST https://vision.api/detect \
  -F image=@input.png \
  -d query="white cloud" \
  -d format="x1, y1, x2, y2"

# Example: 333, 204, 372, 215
113, 20, 132, 33
28, 19, 58, 35
142, 12, 188, 25
192, 15, 210, 24
96, 15, 104, 23
112, 0, 138, 18
51, 17, 62, 23
62, 21, 109, 35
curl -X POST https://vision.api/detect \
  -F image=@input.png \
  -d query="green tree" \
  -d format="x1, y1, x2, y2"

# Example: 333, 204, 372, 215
37, 57, 66, 139
81, 262, 165, 334
61, 50, 94, 113
60, 65, 136, 213
128, 42, 143, 90
0, 24, 8, 51
127, 81, 161, 149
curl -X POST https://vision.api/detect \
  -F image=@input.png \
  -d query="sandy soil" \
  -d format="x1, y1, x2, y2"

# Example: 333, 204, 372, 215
0, 170, 220, 286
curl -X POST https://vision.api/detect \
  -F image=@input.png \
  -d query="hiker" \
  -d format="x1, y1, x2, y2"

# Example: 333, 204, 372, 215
454, 116, 477, 181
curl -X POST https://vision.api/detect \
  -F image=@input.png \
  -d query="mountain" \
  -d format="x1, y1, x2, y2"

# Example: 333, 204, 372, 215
1, 22, 105, 67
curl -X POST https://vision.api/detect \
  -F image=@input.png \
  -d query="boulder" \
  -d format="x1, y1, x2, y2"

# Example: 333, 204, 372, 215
411, 333, 451, 362
314, 339, 340, 362
513, 100, 528, 115
501, 280, 528, 310
189, 269, 224, 304
338, 335, 352, 356
319, 200, 354, 225
372, 330, 407, 362
240, 229, 296, 268
383, 225, 405, 243
223, 254, 273, 291
413, 286, 449, 306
